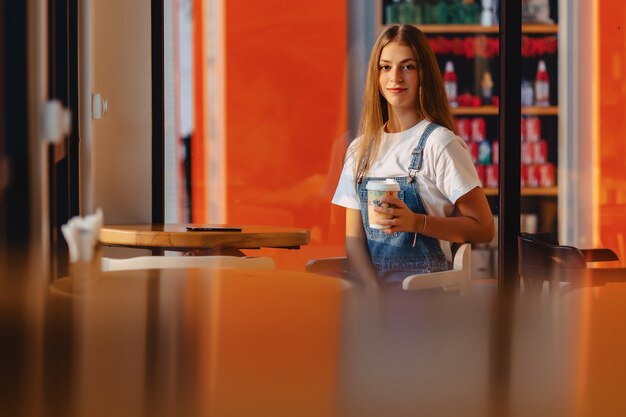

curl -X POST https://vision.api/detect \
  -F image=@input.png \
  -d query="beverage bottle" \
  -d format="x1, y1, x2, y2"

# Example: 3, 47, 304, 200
443, 61, 458, 107
398, 0, 416, 24
385, 0, 401, 24
481, 0, 495, 26
534, 60, 550, 106
480, 71, 494, 105
521, 80, 534, 106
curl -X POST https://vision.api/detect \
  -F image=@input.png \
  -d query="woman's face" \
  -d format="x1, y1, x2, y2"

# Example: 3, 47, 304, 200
378, 41, 419, 113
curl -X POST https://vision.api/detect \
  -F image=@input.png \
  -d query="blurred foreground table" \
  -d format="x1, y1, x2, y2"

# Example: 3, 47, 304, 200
4, 267, 626, 417
99, 224, 310, 252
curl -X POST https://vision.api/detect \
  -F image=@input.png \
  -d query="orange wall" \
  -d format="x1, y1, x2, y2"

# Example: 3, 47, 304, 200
598, 0, 626, 262
224, 0, 348, 268
575, 4, 626, 414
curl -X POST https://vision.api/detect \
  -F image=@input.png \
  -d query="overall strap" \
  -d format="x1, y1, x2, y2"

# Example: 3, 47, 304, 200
408, 122, 439, 179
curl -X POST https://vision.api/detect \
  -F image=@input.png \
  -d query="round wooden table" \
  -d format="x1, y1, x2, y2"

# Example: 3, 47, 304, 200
49, 267, 349, 297
99, 224, 310, 251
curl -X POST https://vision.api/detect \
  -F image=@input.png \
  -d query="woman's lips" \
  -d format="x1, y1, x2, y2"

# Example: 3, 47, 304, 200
387, 88, 407, 93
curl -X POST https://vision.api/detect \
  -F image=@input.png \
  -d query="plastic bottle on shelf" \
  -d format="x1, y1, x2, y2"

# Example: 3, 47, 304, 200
398, 0, 416, 24
534, 60, 550, 106
480, 0, 495, 26
480, 71, 493, 105
521, 80, 534, 106
443, 61, 458, 108
385, 0, 402, 24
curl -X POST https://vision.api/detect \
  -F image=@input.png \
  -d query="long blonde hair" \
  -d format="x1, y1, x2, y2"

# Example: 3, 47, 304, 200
352, 25, 455, 183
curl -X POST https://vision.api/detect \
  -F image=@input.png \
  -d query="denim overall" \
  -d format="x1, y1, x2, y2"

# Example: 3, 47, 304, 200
357, 122, 451, 278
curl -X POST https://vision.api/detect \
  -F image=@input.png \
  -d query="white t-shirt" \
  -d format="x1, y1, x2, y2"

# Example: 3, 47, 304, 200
332, 119, 481, 261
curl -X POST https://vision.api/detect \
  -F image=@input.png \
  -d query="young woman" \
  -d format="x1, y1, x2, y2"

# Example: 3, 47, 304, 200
332, 25, 494, 286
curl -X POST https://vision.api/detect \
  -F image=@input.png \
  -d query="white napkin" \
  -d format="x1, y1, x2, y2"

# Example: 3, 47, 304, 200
61, 208, 103, 262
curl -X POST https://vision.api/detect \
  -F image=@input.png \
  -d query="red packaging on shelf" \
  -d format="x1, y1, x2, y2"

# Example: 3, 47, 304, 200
526, 116, 541, 142
539, 163, 555, 187
492, 140, 499, 165
520, 164, 527, 188
456, 118, 471, 142
475, 164, 486, 187
527, 164, 540, 188
486, 164, 498, 188
467, 141, 478, 164
471, 117, 486, 142
521, 141, 533, 165
521, 117, 527, 141
532, 140, 548, 164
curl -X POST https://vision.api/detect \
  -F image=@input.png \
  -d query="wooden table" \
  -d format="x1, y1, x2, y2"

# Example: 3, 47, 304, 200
5, 268, 626, 416
99, 223, 310, 251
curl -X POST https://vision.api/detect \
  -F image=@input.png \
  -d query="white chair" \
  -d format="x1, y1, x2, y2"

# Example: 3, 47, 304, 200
101, 255, 276, 272
305, 243, 471, 291
401, 243, 471, 290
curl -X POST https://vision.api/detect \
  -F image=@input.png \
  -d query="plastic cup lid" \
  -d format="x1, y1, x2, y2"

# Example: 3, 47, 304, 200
366, 179, 400, 191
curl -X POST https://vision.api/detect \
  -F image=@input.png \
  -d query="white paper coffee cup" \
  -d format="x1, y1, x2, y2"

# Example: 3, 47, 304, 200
365, 179, 401, 229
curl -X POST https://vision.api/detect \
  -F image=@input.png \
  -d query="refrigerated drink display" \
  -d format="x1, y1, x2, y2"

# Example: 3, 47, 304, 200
378, 0, 561, 276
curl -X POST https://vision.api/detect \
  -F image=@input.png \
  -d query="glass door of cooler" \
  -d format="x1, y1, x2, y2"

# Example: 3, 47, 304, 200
518, 1, 559, 252
379, 0, 560, 281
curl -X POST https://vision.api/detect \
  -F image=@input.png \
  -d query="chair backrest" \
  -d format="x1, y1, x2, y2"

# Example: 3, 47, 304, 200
101, 255, 276, 272
402, 243, 471, 291
518, 232, 586, 269
518, 232, 626, 293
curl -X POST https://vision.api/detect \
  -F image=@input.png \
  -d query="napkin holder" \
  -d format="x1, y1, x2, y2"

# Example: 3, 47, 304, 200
61, 208, 103, 281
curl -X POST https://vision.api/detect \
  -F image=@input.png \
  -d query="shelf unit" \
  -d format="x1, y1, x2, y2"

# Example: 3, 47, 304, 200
483, 187, 558, 197
377, 0, 561, 239
387, 24, 558, 34
452, 106, 558, 116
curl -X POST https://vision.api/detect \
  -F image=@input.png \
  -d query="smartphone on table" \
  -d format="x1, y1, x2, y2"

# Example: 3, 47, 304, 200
185, 224, 242, 232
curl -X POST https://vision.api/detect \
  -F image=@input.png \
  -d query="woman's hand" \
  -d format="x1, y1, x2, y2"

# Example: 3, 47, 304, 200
374, 195, 423, 234
372, 187, 494, 243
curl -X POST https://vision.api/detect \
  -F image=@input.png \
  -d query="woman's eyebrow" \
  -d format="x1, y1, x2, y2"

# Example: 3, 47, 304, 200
379, 58, 417, 64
